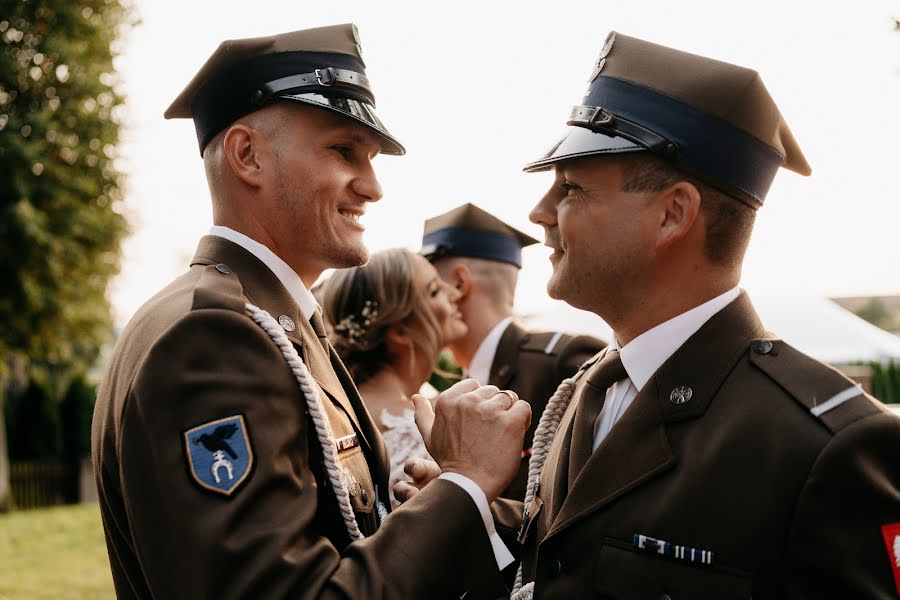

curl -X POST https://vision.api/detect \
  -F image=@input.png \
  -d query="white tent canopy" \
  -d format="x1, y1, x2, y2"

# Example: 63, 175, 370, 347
520, 293, 900, 365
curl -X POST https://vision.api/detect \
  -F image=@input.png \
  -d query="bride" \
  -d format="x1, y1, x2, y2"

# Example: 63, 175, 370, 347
319, 247, 467, 506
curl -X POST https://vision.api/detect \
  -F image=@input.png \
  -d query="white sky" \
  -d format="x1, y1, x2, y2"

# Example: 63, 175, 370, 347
110, 0, 900, 328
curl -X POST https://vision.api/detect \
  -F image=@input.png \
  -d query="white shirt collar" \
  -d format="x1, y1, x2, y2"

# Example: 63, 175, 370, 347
616, 287, 741, 392
209, 226, 318, 321
468, 316, 514, 384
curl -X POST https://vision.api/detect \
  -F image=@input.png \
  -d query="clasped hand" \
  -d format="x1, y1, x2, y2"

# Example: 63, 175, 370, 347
394, 379, 531, 504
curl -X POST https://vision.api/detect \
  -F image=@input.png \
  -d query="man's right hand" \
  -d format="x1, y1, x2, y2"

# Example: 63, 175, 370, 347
413, 379, 531, 503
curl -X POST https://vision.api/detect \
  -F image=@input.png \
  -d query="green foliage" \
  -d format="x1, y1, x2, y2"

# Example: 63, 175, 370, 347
428, 350, 463, 392
0, 0, 134, 384
871, 361, 900, 405
5, 375, 96, 460
6, 379, 61, 460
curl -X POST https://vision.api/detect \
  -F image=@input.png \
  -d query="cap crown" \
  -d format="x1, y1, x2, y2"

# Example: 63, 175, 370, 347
164, 24, 403, 155
421, 203, 538, 268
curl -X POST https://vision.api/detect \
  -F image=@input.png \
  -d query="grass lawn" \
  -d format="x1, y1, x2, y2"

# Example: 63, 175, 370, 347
0, 503, 114, 600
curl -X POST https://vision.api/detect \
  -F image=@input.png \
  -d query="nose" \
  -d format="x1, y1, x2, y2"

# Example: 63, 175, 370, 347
351, 162, 383, 203
529, 187, 558, 228
448, 283, 462, 303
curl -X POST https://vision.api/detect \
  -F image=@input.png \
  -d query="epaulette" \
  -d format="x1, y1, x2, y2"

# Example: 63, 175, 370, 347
521, 331, 568, 355
749, 338, 880, 434
191, 263, 246, 314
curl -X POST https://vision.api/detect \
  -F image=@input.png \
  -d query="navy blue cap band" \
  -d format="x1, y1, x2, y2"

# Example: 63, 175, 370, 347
192, 50, 371, 153
422, 227, 524, 268
584, 76, 785, 205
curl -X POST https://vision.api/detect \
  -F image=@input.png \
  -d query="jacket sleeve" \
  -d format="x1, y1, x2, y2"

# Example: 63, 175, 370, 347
119, 307, 503, 599
784, 410, 900, 599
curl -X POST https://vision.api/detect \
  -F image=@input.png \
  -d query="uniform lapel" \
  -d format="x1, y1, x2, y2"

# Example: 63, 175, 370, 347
190, 236, 367, 443
488, 321, 525, 388
544, 292, 767, 541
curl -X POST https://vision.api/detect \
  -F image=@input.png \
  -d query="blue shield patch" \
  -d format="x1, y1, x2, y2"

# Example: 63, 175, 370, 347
183, 415, 253, 496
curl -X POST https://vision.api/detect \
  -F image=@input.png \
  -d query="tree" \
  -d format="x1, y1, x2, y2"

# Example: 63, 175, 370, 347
0, 0, 134, 510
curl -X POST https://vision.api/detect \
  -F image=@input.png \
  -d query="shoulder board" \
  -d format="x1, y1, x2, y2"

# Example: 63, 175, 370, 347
191, 263, 245, 314
521, 331, 569, 355
749, 338, 881, 434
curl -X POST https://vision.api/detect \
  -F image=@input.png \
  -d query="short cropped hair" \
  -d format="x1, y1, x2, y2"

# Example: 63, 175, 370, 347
619, 154, 756, 266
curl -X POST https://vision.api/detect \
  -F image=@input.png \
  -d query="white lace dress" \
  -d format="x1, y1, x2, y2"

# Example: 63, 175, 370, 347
380, 408, 433, 508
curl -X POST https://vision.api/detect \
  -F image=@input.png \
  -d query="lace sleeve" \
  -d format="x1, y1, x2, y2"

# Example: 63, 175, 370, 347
380, 408, 433, 509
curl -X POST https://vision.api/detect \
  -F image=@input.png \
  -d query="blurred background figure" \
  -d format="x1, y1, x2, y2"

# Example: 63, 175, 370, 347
319, 247, 467, 506
421, 203, 606, 501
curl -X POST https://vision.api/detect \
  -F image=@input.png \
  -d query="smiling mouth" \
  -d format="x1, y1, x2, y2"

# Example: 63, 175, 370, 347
338, 208, 364, 224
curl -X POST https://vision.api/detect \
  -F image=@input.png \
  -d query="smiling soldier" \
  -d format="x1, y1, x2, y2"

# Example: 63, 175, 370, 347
91, 24, 530, 599
507, 32, 900, 599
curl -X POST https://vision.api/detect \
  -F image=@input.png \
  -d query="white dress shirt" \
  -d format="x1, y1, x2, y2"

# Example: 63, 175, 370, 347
209, 226, 513, 569
592, 287, 741, 451
210, 226, 318, 319
468, 317, 514, 384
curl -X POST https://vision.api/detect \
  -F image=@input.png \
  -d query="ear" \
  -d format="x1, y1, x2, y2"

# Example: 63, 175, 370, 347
385, 324, 412, 351
222, 124, 266, 189
656, 180, 701, 251
451, 264, 473, 298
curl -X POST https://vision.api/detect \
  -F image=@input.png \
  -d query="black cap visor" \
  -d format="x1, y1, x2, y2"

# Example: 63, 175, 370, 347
523, 126, 646, 172
279, 92, 405, 156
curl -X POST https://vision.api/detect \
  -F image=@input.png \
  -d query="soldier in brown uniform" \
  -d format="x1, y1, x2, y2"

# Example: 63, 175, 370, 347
91, 25, 531, 599
420, 203, 604, 502
502, 32, 900, 598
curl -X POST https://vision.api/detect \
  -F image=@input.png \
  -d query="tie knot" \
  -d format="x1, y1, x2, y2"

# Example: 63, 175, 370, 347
310, 310, 328, 339
586, 349, 627, 392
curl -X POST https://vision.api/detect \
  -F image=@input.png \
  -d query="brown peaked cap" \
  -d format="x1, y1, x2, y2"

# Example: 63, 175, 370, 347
420, 203, 539, 268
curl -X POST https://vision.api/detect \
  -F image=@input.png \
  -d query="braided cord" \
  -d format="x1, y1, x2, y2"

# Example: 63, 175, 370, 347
511, 370, 585, 597
246, 303, 364, 541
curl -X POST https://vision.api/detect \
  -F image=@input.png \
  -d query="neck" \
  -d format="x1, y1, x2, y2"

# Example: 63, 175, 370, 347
608, 274, 737, 346
449, 302, 511, 369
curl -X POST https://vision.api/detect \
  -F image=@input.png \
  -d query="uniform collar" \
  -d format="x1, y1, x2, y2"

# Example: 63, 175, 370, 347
209, 226, 317, 321
617, 287, 741, 392
468, 316, 514, 384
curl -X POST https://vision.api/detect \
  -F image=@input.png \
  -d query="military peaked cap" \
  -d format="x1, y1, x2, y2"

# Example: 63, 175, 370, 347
420, 203, 539, 268
164, 24, 404, 156
525, 32, 810, 206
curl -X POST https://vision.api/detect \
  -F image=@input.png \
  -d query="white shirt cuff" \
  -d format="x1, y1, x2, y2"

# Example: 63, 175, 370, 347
439, 472, 515, 570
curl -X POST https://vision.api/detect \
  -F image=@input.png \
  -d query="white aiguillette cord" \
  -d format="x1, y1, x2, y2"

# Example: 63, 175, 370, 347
510, 363, 591, 599
246, 303, 369, 541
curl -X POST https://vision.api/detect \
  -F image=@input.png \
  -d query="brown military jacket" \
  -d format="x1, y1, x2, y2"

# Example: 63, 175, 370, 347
488, 322, 604, 502
507, 292, 900, 599
92, 236, 504, 599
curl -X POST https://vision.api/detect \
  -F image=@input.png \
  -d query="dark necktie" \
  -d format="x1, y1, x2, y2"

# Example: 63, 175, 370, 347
567, 349, 627, 488
309, 309, 330, 352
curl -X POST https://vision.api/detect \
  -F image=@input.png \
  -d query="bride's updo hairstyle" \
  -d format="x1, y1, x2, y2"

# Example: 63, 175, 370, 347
320, 248, 443, 385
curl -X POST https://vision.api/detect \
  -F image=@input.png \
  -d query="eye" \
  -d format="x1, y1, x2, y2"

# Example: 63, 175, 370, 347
332, 145, 352, 159
560, 181, 578, 194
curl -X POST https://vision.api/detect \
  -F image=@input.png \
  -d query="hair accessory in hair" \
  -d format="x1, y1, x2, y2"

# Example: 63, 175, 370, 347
333, 299, 379, 344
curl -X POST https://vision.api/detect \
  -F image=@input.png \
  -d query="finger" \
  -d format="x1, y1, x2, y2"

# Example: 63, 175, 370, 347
412, 394, 435, 447
507, 399, 533, 431
393, 481, 420, 504
444, 378, 481, 397
480, 390, 518, 411
467, 385, 500, 401
404, 457, 440, 484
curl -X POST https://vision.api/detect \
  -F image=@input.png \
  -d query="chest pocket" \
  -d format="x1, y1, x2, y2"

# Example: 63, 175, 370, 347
594, 538, 752, 600
321, 391, 375, 516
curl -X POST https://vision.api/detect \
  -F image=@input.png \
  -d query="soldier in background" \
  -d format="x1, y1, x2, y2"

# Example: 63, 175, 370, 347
420, 203, 604, 502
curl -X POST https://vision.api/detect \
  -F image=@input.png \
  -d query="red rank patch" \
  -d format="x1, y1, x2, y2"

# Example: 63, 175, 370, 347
881, 523, 900, 595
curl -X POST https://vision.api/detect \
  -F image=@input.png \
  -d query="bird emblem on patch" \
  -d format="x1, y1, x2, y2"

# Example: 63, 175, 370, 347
880, 523, 900, 595
183, 415, 253, 496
